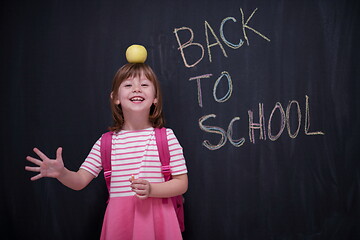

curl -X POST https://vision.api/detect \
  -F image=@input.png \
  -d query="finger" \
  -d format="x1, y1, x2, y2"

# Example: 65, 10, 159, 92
131, 183, 147, 190
30, 173, 43, 181
26, 156, 43, 166
132, 178, 146, 184
33, 148, 49, 161
135, 192, 149, 200
25, 166, 41, 173
56, 147, 62, 159
133, 188, 146, 195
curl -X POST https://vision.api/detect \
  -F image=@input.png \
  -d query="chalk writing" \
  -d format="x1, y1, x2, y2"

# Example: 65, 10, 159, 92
205, 20, 228, 62
173, 7, 324, 150
189, 71, 233, 107
286, 100, 301, 138
174, 8, 271, 68
189, 74, 213, 108
173, 27, 205, 68
199, 96, 325, 150
248, 103, 266, 144
220, 17, 244, 49
305, 95, 325, 135
213, 71, 233, 103
240, 8, 271, 46
199, 114, 227, 150
268, 102, 286, 141
227, 117, 246, 147
199, 114, 246, 150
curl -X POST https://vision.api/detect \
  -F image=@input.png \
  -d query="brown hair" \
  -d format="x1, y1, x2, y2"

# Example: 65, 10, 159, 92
109, 63, 165, 132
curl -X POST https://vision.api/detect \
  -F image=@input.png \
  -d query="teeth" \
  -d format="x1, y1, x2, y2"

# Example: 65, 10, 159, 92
131, 97, 144, 101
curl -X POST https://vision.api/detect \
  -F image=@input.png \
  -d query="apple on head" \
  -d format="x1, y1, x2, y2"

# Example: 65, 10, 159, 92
126, 45, 147, 63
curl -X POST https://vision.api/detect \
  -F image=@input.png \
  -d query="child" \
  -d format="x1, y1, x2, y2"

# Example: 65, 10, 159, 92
25, 63, 188, 240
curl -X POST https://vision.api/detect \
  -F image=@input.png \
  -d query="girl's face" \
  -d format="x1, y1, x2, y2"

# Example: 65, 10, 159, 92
113, 72, 158, 116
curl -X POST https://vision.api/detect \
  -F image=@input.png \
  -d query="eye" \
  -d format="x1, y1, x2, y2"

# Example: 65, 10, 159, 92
141, 80, 151, 87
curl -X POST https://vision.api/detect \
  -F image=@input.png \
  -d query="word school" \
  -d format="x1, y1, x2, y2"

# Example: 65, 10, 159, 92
198, 95, 325, 150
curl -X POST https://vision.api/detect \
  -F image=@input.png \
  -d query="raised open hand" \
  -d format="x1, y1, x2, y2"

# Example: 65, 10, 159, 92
25, 147, 65, 181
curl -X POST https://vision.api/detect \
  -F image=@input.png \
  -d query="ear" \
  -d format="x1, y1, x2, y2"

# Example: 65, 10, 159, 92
111, 92, 120, 105
153, 98, 158, 105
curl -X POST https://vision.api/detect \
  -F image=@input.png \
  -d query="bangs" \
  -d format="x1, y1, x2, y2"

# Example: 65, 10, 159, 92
120, 63, 156, 83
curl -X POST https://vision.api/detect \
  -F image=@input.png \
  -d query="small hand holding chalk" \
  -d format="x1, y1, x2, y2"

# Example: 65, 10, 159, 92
126, 44, 147, 63
130, 176, 151, 199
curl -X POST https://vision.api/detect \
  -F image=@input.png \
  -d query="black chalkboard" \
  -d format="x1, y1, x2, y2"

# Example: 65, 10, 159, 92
1, 0, 359, 239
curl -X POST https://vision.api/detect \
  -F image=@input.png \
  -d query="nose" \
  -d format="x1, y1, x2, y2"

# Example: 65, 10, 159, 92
132, 83, 141, 93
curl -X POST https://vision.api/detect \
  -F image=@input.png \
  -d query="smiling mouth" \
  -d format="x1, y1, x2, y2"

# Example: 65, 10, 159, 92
130, 97, 145, 102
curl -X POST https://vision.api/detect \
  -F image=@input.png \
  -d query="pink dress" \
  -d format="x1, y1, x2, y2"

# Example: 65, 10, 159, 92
80, 128, 187, 240
101, 197, 182, 240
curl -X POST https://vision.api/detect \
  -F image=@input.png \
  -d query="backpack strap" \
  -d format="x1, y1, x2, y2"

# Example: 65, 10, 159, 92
100, 131, 113, 194
155, 128, 171, 181
155, 128, 185, 231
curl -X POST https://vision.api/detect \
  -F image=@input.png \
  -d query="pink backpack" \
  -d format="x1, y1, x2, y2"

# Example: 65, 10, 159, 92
100, 128, 185, 232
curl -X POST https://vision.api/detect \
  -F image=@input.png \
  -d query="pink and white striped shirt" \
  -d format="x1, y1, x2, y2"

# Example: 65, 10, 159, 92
80, 128, 187, 198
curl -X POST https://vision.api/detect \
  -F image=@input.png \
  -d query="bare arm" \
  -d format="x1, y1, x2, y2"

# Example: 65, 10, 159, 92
25, 147, 94, 191
56, 168, 94, 191
130, 174, 188, 199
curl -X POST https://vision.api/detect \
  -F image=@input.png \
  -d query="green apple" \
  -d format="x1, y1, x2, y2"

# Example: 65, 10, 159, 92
126, 44, 147, 63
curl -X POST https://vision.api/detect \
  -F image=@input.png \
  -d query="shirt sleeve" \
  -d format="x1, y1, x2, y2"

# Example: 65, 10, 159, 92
167, 128, 188, 176
79, 137, 103, 177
